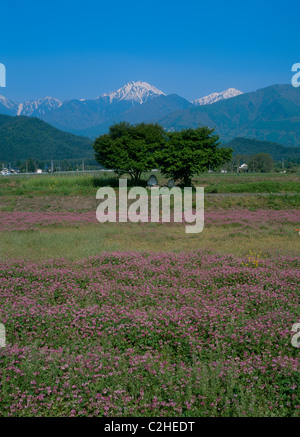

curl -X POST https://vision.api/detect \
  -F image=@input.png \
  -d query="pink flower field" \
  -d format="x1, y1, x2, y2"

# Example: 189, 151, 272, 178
0, 209, 299, 231
0, 251, 299, 416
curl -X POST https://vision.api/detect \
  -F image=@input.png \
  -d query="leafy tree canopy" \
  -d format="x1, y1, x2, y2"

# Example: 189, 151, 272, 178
248, 153, 273, 173
93, 122, 166, 183
156, 126, 232, 186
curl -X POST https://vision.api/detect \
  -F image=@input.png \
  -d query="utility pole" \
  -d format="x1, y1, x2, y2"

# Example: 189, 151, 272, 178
51, 160, 54, 173
26, 161, 28, 173
282, 158, 284, 172
82, 159, 85, 172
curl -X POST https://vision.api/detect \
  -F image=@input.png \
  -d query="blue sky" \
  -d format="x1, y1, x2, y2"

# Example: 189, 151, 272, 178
0, 0, 298, 102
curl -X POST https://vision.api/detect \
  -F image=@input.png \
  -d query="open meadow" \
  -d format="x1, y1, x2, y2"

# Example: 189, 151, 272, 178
0, 172, 299, 416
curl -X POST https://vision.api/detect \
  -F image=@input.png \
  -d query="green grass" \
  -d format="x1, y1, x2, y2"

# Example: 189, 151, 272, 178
0, 172, 299, 197
205, 181, 300, 193
0, 192, 299, 213
1, 221, 299, 261
205, 194, 300, 210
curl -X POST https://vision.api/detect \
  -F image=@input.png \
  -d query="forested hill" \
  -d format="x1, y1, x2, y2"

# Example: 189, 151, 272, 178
226, 137, 300, 161
0, 114, 93, 163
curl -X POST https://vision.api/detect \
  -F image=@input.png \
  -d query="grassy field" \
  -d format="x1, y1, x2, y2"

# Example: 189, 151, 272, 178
0, 172, 299, 417
0, 216, 299, 260
0, 171, 299, 197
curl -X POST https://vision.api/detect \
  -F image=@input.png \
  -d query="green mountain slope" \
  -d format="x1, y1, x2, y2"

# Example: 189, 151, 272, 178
225, 137, 300, 160
158, 85, 300, 146
0, 114, 93, 163
73, 94, 193, 139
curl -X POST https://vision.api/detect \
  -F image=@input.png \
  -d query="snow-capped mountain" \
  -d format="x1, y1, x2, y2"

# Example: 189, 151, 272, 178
193, 88, 243, 105
0, 82, 244, 139
0, 95, 18, 115
0, 95, 63, 117
0, 81, 165, 122
17, 97, 63, 116
100, 81, 166, 104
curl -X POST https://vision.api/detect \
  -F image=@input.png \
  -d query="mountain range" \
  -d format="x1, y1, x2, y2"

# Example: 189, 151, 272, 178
0, 109, 298, 164
158, 84, 300, 146
0, 81, 243, 138
0, 81, 300, 148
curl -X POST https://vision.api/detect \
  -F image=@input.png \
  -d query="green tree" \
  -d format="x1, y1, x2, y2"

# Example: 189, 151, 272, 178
20, 158, 36, 173
156, 126, 232, 186
248, 153, 273, 172
93, 122, 166, 183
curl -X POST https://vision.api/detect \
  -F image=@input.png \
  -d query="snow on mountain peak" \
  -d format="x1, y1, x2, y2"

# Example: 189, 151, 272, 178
18, 97, 63, 116
101, 81, 166, 104
0, 95, 63, 116
193, 88, 243, 105
0, 95, 17, 110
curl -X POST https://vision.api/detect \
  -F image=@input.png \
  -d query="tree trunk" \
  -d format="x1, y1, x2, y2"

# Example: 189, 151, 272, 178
183, 175, 192, 187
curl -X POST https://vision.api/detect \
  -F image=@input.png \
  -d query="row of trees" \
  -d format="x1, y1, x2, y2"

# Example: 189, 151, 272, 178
6, 158, 100, 173
247, 153, 273, 172
224, 153, 274, 173
93, 122, 232, 185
